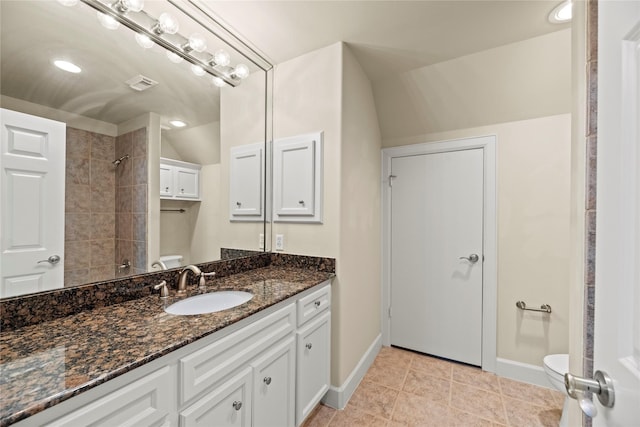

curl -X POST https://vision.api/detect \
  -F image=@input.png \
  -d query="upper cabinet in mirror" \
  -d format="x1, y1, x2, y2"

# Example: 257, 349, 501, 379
0, 0, 272, 297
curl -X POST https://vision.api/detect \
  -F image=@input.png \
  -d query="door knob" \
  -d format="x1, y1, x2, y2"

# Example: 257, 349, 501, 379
37, 255, 60, 265
565, 370, 615, 408
459, 254, 479, 263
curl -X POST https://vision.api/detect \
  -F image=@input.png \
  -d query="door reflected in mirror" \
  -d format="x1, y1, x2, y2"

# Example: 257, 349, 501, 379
0, 0, 271, 297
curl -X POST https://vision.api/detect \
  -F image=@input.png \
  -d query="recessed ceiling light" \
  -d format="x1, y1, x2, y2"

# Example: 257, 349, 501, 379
169, 120, 187, 128
549, 0, 572, 24
53, 60, 82, 74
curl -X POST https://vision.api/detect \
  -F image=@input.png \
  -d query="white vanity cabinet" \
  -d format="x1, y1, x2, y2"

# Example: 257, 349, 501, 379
43, 367, 173, 427
160, 157, 201, 200
16, 281, 332, 427
180, 367, 253, 427
295, 286, 331, 426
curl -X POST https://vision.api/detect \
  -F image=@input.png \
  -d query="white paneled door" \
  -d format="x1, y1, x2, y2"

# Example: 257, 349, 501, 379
390, 148, 484, 366
0, 109, 65, 297
591, 2, 640, 425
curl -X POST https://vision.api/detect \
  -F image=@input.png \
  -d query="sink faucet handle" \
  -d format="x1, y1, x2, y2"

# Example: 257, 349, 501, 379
198, 271, 216, 289
154, 280, 169, 299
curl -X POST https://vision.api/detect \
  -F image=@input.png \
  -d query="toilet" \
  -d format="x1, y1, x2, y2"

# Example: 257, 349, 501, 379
159, 255, 183, 269
544, 354, 569, 427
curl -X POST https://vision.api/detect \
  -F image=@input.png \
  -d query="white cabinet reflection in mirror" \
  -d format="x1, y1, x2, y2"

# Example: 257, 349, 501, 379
273, 132, 323, 223
160, 157, 201, 200
230, 143, 264, 221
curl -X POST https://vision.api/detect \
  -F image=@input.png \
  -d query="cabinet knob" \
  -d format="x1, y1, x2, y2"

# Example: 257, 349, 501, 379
232, 401, 242, 411
314, 301, 321, 308
306, 343, 313, 350
165, 187, 169, 191
298, 200, 305, 205
180, 188, 184, 193
263, 376, 272, 385
236, 201, 241, 207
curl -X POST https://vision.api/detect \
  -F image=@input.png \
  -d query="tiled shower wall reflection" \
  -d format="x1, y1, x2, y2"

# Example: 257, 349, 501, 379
115, 128, 148, 276
64, 128, 116, 286
64, 127, 148, 286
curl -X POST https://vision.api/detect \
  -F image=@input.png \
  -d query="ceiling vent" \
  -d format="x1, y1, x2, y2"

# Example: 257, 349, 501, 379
125, 75, 158, 91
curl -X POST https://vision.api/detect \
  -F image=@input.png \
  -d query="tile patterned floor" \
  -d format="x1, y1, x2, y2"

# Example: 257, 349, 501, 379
303, 346, 565, 427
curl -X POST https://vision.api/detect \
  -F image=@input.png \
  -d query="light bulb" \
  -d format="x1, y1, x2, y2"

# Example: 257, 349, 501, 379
57, 0, 79, 6
166, 51, 183, 64
135, 33, 154, 49
232, 64, 249, 79
97, 12, 120, 30
191, 64, 206, 77
121, 0, 144, 13
212, 49, 230, 66
212, 76, 226, 87
154, 12, 179, 35
186, 33, 207, 53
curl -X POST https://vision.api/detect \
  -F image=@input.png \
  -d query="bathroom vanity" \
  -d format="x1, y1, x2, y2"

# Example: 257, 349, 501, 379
0, 260, 334, 427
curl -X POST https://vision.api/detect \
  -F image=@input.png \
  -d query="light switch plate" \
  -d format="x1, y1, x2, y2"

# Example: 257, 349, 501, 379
275, 234, 284, 251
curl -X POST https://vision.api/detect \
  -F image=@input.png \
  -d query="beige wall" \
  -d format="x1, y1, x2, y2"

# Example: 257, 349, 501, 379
336, 46, 382, 384
272, 43, 342, 257
272, 43, 382, 386
373, 29, 571, 139
383, 114, 572, 367
219, 71, 267, 253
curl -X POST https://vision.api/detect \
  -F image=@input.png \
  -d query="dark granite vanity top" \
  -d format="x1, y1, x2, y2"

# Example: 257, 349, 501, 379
0, 265, 334, 426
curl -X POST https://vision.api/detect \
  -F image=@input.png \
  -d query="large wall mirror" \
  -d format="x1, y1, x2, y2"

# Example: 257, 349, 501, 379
0, 0, 272, 297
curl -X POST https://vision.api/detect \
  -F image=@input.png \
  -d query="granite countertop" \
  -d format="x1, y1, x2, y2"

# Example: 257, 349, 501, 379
0, 266, 334, 426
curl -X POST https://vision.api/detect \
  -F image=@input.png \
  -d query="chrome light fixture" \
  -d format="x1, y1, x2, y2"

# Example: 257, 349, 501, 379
62, 0, 251, 87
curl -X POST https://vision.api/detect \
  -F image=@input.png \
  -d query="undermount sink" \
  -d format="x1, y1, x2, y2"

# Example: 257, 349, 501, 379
165, 291, 253, 315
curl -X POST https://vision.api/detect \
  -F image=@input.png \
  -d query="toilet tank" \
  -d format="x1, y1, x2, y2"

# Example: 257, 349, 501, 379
159, 255, 183, 269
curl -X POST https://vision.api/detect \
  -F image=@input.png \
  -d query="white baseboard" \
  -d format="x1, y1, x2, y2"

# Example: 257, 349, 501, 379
495, 357, 553, 389
322, 334, 382, 410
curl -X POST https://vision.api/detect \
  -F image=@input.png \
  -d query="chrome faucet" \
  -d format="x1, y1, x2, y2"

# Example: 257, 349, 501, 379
177, 265, 202, 293
151, 260, 167, 270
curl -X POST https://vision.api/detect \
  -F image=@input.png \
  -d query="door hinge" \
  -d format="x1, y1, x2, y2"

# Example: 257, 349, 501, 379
388, 175, 397, 187
388, 307, 392, 318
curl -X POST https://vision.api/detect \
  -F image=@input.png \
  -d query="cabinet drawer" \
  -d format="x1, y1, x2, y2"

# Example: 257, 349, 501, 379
180, 304, 295, 405
47, 367, 172, 427
297, 284, 331, 326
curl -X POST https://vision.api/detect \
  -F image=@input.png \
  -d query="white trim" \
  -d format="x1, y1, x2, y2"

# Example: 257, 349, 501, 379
496, 358, 553, 389
381, 135, 497, 373
322, 334, 382, 409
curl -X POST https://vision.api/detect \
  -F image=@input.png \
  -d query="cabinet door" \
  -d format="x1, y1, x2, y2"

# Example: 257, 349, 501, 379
229, 143, 263, 220
180, 367, 252, 427
273, 133, 322, 223
160, 164, 173, 197
175, 167, 199, 199
252, 337, 295, 427
47, 367, 173, 427
296, 312, 331, 426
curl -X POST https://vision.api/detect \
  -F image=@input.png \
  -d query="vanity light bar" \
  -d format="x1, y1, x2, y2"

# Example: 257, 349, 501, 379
79, 0, 241, 87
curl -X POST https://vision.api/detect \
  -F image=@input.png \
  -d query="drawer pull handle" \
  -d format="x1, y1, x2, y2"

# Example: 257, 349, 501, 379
263, 376, 272, 385
314, 301, 321, 308
232, 401, 242, 411
306, 343, 313, 350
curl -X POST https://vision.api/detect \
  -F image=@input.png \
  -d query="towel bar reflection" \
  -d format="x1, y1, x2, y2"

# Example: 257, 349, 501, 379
516, 301, 552, 313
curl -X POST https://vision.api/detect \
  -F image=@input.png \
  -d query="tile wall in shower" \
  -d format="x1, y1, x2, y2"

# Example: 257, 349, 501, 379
115, 128, 148, 276
64, 127, 116, 286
